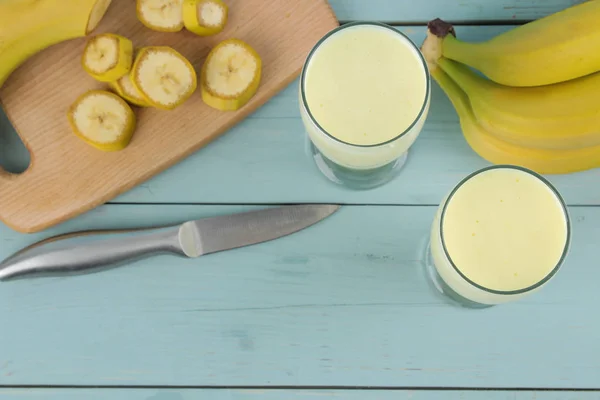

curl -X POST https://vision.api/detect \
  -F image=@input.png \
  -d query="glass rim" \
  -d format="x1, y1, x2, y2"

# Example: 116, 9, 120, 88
439, 164, 572, 296
299, 21, 431, 148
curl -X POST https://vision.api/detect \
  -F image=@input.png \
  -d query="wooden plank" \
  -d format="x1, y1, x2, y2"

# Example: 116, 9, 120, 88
2, 25, 598, 209
1, 204, 599, 388
0, 0, 338, 233
329, 0, 585, 22
0, 389, 599, 399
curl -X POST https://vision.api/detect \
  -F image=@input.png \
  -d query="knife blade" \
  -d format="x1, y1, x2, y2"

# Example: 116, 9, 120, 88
0, 204, 340, 281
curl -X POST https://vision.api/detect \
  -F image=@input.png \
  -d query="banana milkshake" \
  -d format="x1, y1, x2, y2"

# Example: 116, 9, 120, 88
427, 165, 570, 306
299, 22, 430, 188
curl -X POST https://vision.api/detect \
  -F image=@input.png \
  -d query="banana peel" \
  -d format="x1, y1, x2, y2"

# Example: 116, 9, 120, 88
0, 0, 113, 89
427, 2, 600, 87
436, 57, 600, 150
432, 67, 600, 175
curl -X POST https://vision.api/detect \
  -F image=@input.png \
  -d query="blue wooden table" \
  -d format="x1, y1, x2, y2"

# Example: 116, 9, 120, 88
2, 1, 600, 398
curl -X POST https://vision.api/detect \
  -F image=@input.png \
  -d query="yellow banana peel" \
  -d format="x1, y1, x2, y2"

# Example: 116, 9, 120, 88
436, 57, 600, 150
427, 1, 600, 86
432, 66, 600, 175
0, 0, 112, 89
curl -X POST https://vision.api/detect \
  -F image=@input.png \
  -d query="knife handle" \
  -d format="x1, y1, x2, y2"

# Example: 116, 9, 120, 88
0, 225, 189, 281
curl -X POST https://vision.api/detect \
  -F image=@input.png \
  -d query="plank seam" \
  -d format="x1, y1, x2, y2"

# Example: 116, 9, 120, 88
104, 202, 600, 207
339, 20, 531, 26
0, 385, 599, 391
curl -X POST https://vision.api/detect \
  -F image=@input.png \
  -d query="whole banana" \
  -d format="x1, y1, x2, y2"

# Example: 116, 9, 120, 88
431, 67, 600, 175
427, 0, 600, 87
0, 0, 113, 89
436, 57, 600, 150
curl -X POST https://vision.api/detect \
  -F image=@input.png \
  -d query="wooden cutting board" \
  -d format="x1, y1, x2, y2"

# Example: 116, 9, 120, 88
0, 0, 338, 233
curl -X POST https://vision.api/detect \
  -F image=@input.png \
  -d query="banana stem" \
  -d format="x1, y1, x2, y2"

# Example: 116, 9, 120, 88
431, 68, 470, 118
437, 57, 493, 96
427, 18, 456, 39
440, 33, 490, 68
425, 18, 481, 68
426, 17, 499, 87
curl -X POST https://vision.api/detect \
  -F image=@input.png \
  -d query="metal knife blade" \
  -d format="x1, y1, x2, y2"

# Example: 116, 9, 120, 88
0, 204, 340, 281
180, 204, 341, 257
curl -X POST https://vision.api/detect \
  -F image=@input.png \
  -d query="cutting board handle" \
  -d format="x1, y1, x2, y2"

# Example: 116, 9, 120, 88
0, 167, 12, 202
0, 167, 13, 187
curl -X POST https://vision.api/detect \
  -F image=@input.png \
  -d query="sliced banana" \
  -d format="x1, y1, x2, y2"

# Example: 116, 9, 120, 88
67, 90, 136, 152
82, 33, 133, 82
131, 46, 197, 110
200, 38, 262, 111
183, 0, 228, 36
110, 73, 151, 107
110, 50, 151, 107
137, 0, 184, 32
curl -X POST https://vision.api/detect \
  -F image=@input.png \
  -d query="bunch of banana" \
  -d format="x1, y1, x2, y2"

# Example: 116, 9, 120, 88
421, 0, 600, 174
429, 68, 600, 175
426, 0, 600, 87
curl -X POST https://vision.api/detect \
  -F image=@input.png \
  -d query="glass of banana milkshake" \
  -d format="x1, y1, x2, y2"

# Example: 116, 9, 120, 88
299, 22, 430, 189
424, 165, 571, 308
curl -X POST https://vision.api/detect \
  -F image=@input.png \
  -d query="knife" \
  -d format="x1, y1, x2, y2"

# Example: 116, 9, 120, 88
0, 204, 340, 281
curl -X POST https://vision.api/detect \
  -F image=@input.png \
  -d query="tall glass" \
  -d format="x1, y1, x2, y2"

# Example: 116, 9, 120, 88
424, 165, 571, 308
299, 22, 430, 189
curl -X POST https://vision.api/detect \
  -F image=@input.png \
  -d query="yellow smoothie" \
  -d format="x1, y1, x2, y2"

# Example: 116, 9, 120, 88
430, 166, 570, 304
300, 23, 429, 169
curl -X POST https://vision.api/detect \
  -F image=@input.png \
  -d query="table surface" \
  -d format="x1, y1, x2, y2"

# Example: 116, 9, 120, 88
1, 1, 599, 399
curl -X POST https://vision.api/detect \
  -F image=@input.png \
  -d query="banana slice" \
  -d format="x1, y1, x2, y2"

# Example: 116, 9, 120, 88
183, 0, 228, 36
109, 51, 151, 107
82, 33, 133, 82
131, 46, 197, 110
200, 39, 262, 111
137, 0, 184, 32
67, 90, 136, 152
110, 73, 151, 107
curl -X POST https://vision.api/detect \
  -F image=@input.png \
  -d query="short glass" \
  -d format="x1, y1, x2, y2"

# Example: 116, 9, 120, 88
423, 165, 571, 308
299, 22, 431, 190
